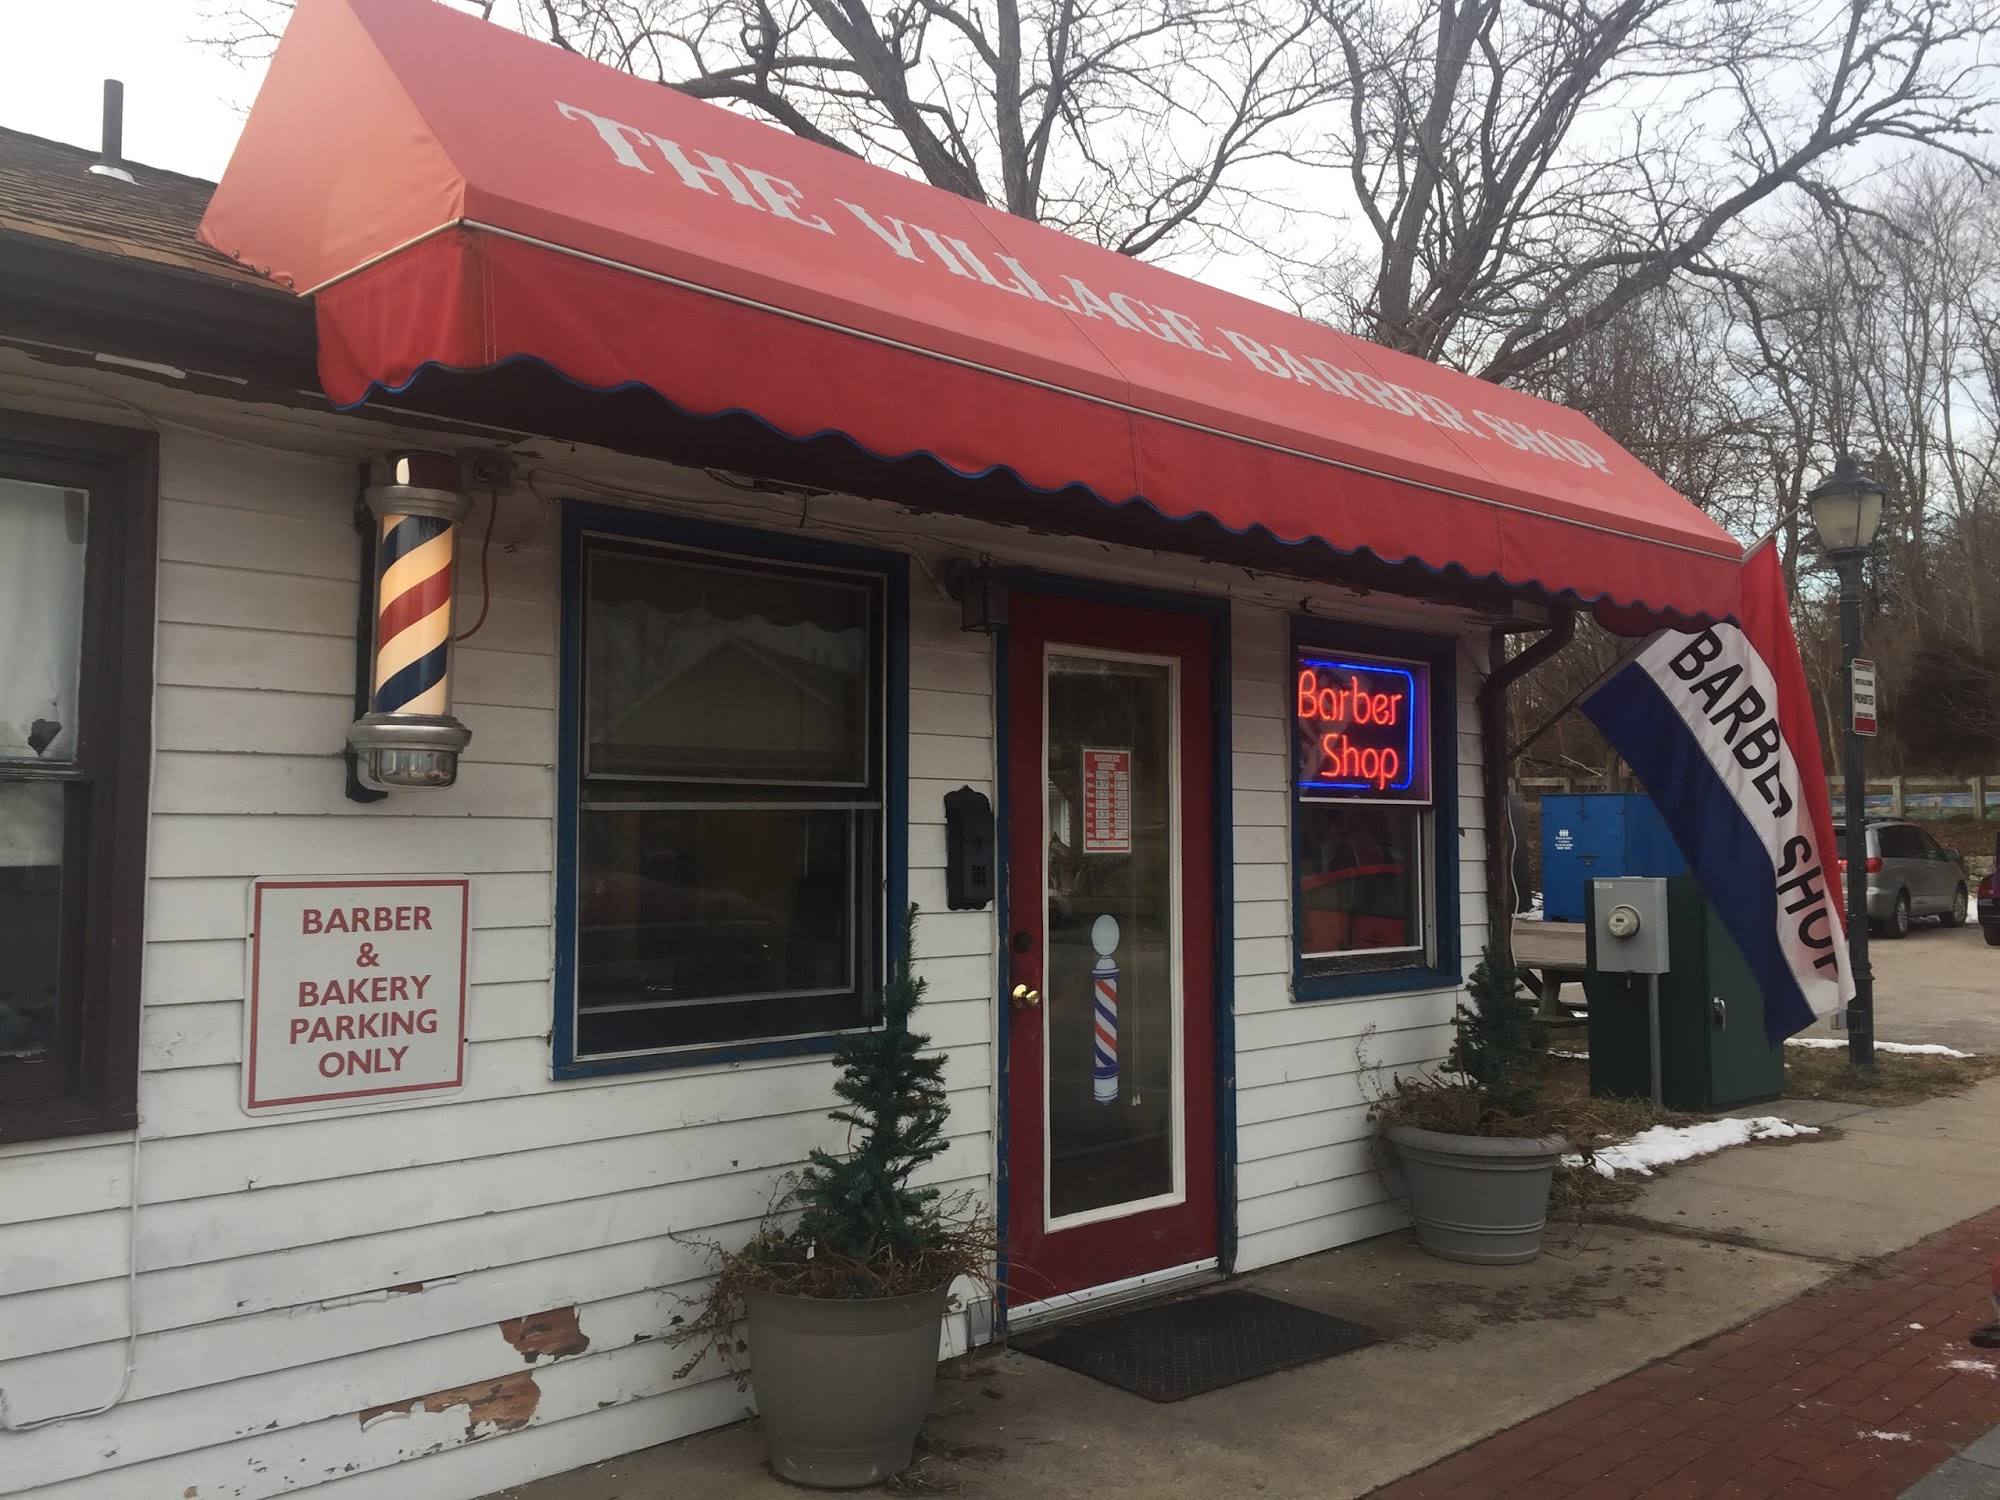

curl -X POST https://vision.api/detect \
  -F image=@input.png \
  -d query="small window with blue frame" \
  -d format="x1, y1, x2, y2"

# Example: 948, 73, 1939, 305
1292, 626, 1454, 995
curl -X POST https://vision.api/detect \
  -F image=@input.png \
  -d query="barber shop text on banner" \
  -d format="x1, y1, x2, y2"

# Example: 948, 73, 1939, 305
1581, 541, 1854, 1044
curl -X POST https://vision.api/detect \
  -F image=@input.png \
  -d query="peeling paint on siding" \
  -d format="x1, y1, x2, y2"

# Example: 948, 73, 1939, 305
499, 1305, 591, 1363
358, 1371, 541, 1439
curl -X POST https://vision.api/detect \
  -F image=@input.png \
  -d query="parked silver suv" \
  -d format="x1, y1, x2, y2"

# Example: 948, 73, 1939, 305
1834, 819, 1971, 939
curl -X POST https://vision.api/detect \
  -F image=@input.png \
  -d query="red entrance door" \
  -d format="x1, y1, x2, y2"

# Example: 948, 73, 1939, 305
1004, 592, 1218, 1307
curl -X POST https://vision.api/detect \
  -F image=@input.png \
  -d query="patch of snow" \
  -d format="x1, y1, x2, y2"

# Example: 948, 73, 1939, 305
1549, 1049, 1590, 1061
1910, 1323, 1926, 1330
1786, 1037, 1974, 1058
1861, 1430, 1914, 1442
1566, 1117, 1820, 1178
1948, 1360, 1998, 1375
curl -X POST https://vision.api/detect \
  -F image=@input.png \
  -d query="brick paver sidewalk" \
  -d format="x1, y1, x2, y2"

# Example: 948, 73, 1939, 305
1372, 1207, 2000, 1499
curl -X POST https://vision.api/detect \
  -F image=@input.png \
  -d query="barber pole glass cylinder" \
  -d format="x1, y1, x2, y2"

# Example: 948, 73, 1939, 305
347, 452, 473, 789
1090, 914, 1120, 1105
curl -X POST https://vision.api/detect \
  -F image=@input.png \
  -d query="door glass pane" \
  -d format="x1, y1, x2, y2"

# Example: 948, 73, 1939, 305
0, 479, 88, 763
584, 550, 871, 784
1045, 653, 1176, 1220
0, 781, 66, 1057
1298, 803, 1426, 954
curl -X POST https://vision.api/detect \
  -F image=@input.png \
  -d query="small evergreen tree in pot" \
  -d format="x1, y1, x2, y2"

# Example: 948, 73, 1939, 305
791, 905, 953, 1282
671, 906, 990, 1488
1378, 947, 1568, 1264
1449, 948, 1546, 1126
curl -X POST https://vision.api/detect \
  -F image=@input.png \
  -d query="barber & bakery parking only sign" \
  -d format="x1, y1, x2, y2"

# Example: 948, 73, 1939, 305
244, 877, 469, 1114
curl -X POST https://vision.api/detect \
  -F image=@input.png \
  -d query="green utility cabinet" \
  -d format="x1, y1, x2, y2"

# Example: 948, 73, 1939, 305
1584, 875, 1783, 1111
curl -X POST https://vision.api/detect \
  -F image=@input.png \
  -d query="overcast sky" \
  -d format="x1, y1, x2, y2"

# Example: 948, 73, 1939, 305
0, 0, 1276, 292
0, 1, 269, 179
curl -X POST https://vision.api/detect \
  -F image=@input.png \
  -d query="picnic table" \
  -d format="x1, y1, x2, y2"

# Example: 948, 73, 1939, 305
1513, 918, 1587, 1015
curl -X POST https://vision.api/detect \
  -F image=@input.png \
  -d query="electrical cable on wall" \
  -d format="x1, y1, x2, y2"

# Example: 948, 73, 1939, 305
453, 486, 499, 643
0, 1128, 142, 1430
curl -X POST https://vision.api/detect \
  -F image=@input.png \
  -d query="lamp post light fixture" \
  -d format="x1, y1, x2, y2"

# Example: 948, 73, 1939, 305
1806, 453, 1886, 1072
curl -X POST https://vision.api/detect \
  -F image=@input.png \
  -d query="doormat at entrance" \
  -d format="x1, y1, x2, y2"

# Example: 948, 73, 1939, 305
1014, 1289, 1376, 1402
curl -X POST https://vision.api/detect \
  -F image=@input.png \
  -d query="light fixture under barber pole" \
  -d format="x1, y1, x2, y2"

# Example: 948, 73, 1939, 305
347, 451, 474, 789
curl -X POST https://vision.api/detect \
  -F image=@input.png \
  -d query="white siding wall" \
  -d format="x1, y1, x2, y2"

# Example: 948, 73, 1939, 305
0, 428, 998, 1499
1228, 603, 1487, 1273
0, 387, 1491, 1498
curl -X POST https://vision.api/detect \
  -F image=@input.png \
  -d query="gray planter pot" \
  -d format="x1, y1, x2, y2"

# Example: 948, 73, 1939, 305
1387, 1124, 1569, 1265
744, 1283, 951, 1489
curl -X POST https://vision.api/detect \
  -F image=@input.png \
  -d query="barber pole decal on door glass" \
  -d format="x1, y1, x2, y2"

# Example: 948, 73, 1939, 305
244, 877, 470, 1114
1091, 914, 1120, 1105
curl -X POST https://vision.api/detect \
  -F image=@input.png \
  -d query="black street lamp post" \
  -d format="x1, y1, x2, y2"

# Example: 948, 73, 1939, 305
1806, 454, 1885, 1072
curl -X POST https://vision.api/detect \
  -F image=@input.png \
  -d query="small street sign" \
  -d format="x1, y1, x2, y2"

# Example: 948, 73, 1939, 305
1850, 658, 1878, 737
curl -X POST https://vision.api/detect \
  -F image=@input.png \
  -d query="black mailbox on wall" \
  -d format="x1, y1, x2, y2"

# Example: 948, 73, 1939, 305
943, 786, 995, 911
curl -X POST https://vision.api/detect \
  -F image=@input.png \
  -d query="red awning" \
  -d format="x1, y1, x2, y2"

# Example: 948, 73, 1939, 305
201, 0, 1743, 623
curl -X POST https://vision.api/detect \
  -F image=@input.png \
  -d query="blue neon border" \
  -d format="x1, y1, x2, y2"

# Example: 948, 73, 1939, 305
1294, 654, 1424, 797
1289, 619, 1460, 1004
992, 571, 1236, 1329
551, 499, 910, 1079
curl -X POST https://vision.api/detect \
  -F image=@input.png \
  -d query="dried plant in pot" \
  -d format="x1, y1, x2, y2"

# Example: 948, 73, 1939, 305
1375, 949, 1568, 1265
671, 907, 991, 1489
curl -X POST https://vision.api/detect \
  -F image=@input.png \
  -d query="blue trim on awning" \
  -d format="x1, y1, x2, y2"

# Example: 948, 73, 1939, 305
343, 351, 1735, 631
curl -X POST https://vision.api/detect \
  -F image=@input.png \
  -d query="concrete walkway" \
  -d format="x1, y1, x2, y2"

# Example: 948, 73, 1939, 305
1620, 1080, 2000, 1264
492, 1077, 2000, 1500
1904, 1426, 2000, 1500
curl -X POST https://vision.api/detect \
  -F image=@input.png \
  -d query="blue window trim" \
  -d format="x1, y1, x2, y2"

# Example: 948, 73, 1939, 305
551, 499, 910, 1079
1289, 616, 1460, 1004
991, 570, 1237, 1322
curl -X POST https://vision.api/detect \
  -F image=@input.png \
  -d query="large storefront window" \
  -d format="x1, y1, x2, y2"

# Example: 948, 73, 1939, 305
0, 416, 154, 1140
558, 510, 906, 1072
1291, 622, 1458, 1001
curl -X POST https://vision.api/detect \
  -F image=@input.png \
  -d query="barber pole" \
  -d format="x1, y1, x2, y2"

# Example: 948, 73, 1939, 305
347, 452, 473, 788
1090, 914, 1120, 1105
374, 508, 454, 715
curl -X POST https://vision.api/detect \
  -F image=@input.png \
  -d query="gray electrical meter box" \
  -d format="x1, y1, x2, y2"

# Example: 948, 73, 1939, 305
1591, 877, 1671, 974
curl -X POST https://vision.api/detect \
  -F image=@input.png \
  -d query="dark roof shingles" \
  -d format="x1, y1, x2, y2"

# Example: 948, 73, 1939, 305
0, 125, 276, 290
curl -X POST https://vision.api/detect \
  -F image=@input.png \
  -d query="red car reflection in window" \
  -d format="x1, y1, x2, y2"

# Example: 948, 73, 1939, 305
1301, 852, 1411, 953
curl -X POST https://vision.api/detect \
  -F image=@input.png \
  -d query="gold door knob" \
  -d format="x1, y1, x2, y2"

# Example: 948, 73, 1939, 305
1010, 984, 1041, 1010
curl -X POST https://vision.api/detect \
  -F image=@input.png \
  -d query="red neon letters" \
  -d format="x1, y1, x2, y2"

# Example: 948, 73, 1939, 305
1297, 667, 1406, 790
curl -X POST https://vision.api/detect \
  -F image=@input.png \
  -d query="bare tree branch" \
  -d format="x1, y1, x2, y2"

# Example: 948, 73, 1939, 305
1286, 0, 1999, 385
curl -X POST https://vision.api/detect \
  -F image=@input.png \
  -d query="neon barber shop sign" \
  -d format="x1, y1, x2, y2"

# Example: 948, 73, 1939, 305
1294, 652, 1431, 802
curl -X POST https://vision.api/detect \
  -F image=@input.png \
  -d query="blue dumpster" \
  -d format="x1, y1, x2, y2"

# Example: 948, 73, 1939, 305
1540, 793, 1687, 922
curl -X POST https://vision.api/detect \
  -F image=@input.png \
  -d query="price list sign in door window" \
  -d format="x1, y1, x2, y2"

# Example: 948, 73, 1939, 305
1082, 747, 1133, 854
